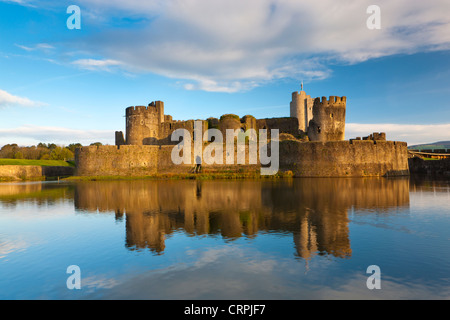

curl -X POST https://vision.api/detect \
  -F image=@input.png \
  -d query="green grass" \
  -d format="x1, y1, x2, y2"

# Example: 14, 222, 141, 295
0, 186, 71, 201
219, 114, 240, 121
0, 159, 75, 167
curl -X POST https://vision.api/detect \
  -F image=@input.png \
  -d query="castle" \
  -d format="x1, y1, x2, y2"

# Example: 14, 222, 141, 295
75, 86, 409, 177
114, 88, 347, 147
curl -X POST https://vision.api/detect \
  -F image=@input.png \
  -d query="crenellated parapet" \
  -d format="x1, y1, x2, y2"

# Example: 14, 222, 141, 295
315, 96, 347, 105
126, 105, 150, 114
126, 101, 164, 116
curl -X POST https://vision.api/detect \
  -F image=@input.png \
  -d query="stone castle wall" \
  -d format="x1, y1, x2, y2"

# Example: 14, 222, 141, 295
75, 143, 261, 176
256, 117, 298, 137
279, 140, 409, 177
118, 102, 301, 148
408, 157, 450, 176
75, 145, 159, 176
75, 139, 409, 177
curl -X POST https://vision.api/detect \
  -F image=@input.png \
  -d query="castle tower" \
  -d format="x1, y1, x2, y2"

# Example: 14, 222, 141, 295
125, 101, 165, 145
290, 86, 314, 132
307, 96, 346, 142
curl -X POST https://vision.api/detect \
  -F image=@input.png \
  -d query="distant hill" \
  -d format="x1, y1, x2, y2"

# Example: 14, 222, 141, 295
408, 141, 450, 151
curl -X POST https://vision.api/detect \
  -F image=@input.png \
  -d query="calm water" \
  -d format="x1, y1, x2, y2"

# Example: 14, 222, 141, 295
0, 177, 449, 300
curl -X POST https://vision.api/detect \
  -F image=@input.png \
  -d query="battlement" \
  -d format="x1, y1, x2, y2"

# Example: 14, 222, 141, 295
315, 96, 347, 106
126, 105, 158, 116
126, 101, 164, 116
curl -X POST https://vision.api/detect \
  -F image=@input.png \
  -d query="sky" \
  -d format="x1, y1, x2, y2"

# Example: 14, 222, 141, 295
0, 0, 450, 147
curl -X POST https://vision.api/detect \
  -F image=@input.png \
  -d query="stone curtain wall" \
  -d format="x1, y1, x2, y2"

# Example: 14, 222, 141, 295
75, 143, 261, 176
75, 140, 409, 177
75, 145, 159, 176
279, 140, 409, 177
408, 158, 450, 176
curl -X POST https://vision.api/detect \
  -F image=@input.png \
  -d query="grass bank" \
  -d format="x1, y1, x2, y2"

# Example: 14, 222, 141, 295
0, 159, 75, 167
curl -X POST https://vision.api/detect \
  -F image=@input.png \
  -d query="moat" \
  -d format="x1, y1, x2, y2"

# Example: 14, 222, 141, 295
0, 177, 449, 299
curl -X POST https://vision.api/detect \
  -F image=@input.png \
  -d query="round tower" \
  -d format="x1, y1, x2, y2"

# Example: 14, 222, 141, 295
219, 114, 242, 138
126, 102, 164, 145
307, 96, 346, 142
290, 90, 314, 133
241, 115, 257, 131
290, 91, 305, 132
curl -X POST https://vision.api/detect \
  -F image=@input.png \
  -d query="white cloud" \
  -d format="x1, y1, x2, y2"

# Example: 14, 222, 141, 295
5, 1, 450, 92
15, 43, 54, 52
346, 123, 450, 146
0, 125, 113, 147
0, 0, 33, 5
63, 0, 450, 92
0, 89, 45, 108
71, 59, 123, 71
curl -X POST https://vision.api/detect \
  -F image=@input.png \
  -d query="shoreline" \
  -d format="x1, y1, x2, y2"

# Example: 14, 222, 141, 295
62, 171, 295, 181
1, 168, 415, 183
0, 165, 75, 182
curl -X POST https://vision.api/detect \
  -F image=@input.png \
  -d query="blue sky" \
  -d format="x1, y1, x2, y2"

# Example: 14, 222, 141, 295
0, 0, 450, 146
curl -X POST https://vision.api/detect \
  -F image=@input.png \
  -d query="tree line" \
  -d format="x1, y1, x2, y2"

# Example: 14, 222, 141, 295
0, 142, 103, 161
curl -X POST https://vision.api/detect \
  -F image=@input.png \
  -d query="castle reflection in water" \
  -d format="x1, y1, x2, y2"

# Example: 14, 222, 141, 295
0, 178, 412, 260
69, 178, 411, 260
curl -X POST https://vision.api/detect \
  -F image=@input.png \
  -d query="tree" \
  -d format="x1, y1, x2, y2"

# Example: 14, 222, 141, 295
49, 146, 74, 161
47, 143, 57, 150
90, 142, 103, 147
67, 143, 82, 153
0, 144, 19, 158
13, 151, 23, 159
